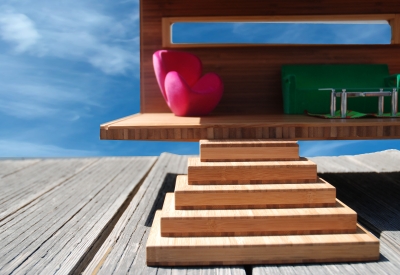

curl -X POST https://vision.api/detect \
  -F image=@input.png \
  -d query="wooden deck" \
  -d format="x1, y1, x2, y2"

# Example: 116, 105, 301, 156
1, 151, 400, 274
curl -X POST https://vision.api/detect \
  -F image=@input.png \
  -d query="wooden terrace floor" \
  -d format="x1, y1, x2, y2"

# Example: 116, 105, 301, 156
1, 151, 400, 274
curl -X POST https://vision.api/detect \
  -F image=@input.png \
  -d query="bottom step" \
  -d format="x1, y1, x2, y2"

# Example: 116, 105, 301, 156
147, 211, 379, 266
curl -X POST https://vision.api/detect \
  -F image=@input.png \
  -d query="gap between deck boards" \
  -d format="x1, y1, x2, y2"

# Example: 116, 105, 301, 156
71, 159, 157, 274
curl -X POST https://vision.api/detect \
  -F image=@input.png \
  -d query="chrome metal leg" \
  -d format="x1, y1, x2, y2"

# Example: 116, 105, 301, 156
330, 90, 336, 117
392, 89, 398, 117
341, 89, 347, 118
378, 88, 384, 116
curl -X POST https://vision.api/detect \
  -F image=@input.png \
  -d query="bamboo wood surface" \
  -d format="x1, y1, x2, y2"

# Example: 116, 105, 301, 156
187, 157, 317, 184
147, 211, 379, 266
140, 0, 400, 116
83, 153, 246, 275
200, 140, 299, 161
0, 157, 157, 275
175, 175, 336, 209
100, 113, 400, 141
391, 14, 400, 44
161, 193, 356, 237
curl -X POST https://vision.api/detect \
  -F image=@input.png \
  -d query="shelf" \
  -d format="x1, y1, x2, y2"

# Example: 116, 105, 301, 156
100, 113, 400, 141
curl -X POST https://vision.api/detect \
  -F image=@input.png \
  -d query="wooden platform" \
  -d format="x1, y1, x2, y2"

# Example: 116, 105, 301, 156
175, 175, 336, 209
146, 140, 382, 266
200, 140, 299, 161
100, 113, 400, 141
161, 193, 356, 237
148, 211, 378, 266
187, 157, 317, 184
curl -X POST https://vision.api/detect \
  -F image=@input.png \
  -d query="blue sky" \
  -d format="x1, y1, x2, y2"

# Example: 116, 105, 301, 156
0, 0, 399, 158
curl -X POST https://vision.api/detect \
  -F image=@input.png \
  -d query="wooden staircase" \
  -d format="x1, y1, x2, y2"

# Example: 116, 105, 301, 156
146, 140, 380, 266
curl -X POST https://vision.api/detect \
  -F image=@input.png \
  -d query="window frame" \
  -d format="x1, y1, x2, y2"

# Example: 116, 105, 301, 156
162, 14, 400, 48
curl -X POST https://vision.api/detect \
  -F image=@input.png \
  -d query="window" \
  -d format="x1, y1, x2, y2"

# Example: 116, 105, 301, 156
162, 15, 397, 47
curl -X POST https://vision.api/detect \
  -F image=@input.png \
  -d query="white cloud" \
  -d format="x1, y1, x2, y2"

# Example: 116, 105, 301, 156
0, 139, 98, 157
89, 44, 138, 75
0, 1, 139, 75
0, 55, 103, 119
0, 11, 40, 53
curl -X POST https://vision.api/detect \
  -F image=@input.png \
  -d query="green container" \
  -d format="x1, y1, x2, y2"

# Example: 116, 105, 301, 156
282, 64, 399, 114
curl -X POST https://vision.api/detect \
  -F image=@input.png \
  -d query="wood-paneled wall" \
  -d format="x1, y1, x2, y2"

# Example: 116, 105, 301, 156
140, 0, 400, 115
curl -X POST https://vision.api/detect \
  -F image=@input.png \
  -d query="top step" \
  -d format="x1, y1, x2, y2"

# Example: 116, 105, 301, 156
200, 140, 299, 162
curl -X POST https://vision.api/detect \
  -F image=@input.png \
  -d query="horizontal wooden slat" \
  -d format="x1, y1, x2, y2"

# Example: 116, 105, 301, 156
174, 175, 336, 209
187, 157, 317, 184
100, 113, 400, 141
161, 193, 356, 237
147, 211, 379, 266
200, 140, 299, 161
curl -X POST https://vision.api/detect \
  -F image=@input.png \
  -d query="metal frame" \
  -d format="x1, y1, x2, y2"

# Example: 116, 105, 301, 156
319, 88, 398, 118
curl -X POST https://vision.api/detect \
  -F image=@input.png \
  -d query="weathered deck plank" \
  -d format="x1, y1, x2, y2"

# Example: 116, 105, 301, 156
0, 157, 156, 275
0, 158, 98, 221
0, 159, 41, 178
310, 149, 400, 173
83, 153, 246, 275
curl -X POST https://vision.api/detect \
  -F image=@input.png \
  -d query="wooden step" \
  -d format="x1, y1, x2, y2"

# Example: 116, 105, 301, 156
187, 157, 317, 184
200, 140, 299, 161
161, 193, 356, 237
147, 211, 379, 266
175, 175, 336, 210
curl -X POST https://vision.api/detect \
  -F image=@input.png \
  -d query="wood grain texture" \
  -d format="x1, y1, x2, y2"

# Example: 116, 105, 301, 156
140, 0, 400, 115
0, 158, 98, 221
161, 193, 356, 237
83, 153, 246, 275
187, 157, 317, 184
0, 157, 157, 275
100, 113, 400, 141
0, 159, 40, 178
147, 211, 379, 266
200, 140, 299, 161
174, 175, 336, 209
390, 14, 400, 44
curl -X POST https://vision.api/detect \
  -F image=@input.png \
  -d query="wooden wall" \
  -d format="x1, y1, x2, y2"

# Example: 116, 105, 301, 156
140, 0, 400, 115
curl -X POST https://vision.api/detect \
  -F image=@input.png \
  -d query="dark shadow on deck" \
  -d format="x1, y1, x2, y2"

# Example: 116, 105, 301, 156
145, 173, 179, 227
319, 172, 400, 237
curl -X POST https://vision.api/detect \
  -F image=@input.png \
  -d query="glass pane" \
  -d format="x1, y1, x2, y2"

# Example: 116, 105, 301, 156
172, 22, 391, 44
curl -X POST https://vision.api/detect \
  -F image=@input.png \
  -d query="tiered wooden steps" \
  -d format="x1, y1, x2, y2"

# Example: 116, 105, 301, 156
175, 175, 336, 209
188, 157, 317, 184
161, 193, 357, 237
200, 140, 300, 161
148, 212, 379, 266
146, 140, 380, 266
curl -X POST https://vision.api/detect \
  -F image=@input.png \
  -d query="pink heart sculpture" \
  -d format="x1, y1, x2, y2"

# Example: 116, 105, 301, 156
153, 50, 224, 116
